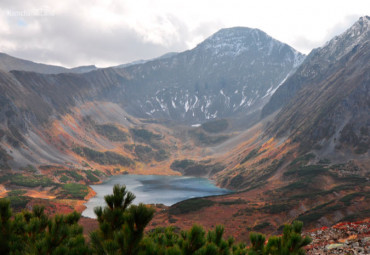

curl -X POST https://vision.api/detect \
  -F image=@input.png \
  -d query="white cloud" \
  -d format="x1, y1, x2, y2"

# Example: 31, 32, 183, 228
0, 0, 368, 67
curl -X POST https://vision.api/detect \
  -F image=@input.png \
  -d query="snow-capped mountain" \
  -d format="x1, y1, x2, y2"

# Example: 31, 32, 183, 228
111, 27, 305, 124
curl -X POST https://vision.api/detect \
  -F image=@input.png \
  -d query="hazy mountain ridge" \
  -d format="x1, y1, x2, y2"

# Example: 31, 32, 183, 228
0, 52, 98, 74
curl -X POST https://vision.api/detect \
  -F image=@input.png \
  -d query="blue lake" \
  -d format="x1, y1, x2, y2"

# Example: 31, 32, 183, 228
82, 174, 230, 218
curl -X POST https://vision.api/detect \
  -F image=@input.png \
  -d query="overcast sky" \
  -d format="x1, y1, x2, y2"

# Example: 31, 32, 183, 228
0, 0, 368, 68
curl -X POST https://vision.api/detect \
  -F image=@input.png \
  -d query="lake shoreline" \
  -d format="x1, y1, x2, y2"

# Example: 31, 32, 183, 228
82, 174, 231, 219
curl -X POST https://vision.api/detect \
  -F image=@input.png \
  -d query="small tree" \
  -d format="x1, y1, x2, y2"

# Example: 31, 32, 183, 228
247, 221, 311, 255
90, 184, 155, 255
0, 199, 12, 254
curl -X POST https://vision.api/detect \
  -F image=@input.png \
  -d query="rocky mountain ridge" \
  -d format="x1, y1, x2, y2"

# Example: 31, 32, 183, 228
263, 16, 370, 158
262, 16, 369, 118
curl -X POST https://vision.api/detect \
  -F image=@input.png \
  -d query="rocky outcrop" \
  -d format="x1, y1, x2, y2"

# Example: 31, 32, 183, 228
306, 220, 370, 255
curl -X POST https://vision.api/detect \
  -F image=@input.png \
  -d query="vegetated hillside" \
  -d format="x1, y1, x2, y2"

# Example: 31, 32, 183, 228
0, 52, 98, 74
151, 17, 370, 239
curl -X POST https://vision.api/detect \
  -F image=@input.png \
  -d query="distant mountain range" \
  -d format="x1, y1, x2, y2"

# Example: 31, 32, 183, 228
0, 52, 98, 74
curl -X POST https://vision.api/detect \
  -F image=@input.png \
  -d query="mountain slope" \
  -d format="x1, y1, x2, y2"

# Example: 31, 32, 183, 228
265, 16, 370, 157
262, 16, 370, 118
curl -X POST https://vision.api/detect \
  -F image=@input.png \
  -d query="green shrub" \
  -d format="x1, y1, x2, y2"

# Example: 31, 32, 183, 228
261, 203, 295, 214
130, 128, 161, 142
83, 170, 99, 183
9, 174, 54, 187
171, 159, 224, 176
240, 147, 260, 164
60, 175, 70, 183
169, 199, 215, 215
218, 199, 246, 205
189, 130, 229, 146
95, 124, 128, 141
7, 190, 27, 196
252, 222, 271, 231
124, 144, 135, 151
134, 145, 153, 162
73, 147, 134, 166
21, 164, 38, 173
8, 196, 31, 209
56, 170, 83, 182
289, 153, 315, 167
61, 183, 88, 199
170, 159, 196, 170
154, 149, 169, 161
339, 192, 364, 206
284, 165, 328, 177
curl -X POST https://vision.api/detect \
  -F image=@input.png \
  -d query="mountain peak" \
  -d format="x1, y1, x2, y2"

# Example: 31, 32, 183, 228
196, 26, 301, 59
358, 15, 370, 26
318, 16, 369, 60
199, 27, 270, 49
346, 15, 369, 35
